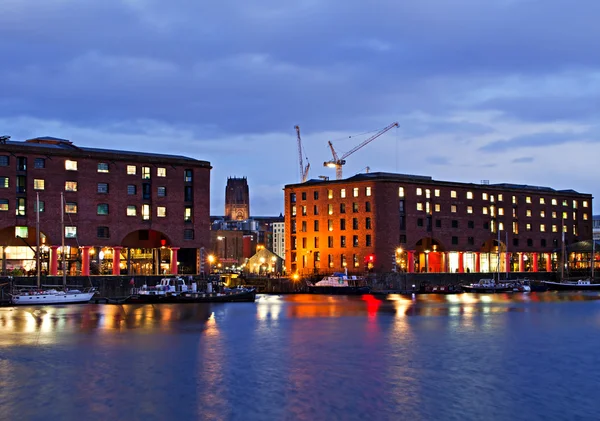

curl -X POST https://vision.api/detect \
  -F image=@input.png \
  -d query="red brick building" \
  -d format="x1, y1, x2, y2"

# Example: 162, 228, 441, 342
284, 172, 593, 275
0, 136, 211, 276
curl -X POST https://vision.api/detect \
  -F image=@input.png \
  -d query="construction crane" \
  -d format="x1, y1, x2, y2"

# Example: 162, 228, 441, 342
323, 122, 399, 180
295, 125, 310, 183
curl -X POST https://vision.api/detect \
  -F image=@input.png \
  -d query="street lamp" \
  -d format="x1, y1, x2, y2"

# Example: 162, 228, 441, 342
208, 254, 215, 272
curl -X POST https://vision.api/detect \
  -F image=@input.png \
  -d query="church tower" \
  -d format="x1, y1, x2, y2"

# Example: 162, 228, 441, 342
225, 177, 250, 220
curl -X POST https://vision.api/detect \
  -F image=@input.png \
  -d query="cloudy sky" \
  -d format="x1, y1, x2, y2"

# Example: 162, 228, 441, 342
1, 0, 599, 215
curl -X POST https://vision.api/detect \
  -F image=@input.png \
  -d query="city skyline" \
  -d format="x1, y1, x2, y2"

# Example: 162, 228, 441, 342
1, 1, 598, 215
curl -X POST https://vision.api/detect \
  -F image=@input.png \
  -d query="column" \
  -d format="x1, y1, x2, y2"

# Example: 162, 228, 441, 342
170, 247, 180, 275
505, 252, 511, 273
1, 246, 6, 275
546, 253, 552, 272
475, 252, 481, 272
532, 252, 538, 272
112, 246, 122, 275
458, 252, 464, 273
81, 246, 91, 276
519, 252, 525, 272
50, 245, 59, 276
127, 248, 132, 275
407, 251, 415, 273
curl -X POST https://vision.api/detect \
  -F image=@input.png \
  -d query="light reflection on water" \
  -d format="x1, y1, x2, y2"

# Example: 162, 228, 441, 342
1, 293, 600, 420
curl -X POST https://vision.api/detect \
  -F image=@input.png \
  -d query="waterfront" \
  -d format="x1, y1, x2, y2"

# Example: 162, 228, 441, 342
1, 293, 600, 420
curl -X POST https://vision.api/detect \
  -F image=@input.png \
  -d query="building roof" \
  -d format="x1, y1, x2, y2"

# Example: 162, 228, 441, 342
3, 137, 211, 167
285, 171, 591, 196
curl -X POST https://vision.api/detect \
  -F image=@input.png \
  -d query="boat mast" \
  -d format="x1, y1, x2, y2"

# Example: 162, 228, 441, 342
61, 192, 66, 288
36, 192, 41, 289
561, 219, 565, 281
497, 229, 501, 282
505, 231, 509, 280
592, 238, 596, 280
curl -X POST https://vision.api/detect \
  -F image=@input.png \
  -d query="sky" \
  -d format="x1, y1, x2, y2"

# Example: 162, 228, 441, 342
1, 0, 599, 215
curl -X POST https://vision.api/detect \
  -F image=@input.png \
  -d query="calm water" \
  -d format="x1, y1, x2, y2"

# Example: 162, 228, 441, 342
2, 293, 600, 421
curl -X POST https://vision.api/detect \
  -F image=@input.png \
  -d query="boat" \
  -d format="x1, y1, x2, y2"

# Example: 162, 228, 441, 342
307, 272, 370, 295
461, 278, 514, 293
9, 192, 97, 306
541, 279, 600, 291
418, 282, 462, 294
113, 277, 257, 304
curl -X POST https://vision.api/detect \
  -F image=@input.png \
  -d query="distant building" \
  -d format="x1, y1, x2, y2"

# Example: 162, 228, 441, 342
272, 221, 285, 259
593, 215, 600, 240
225, 177, 249, 220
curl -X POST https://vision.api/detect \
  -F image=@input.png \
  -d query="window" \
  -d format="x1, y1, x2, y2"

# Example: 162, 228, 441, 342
353, 254, 359, 268
341, 236, 346, 248
184, 207, 192, 222
399, 187, 405, 197
526, 209, 532, 217
34, 179, 45, 190
583, 200, 589, 208
184, 229, 195, 240
451, 190, 457, 198
127, 165, 136, 175
451, 205, 457, 213
301, 221, 307, 232
143, 183, 151, 200
97, 203, 109, 215
328, 189, 333, 199
157, 206, 166, 217
157, 167, 166, 177
417, 218, 424, 227
353, 218, 359, 230
127, 206, 137, 216
97, 163, 109, 173
0, 176, 8, 188
513, 238, 519, 247
416, 187, 423, 196
527, 239, 533, 247
352, 203, 359, 213
435, 204, 441, 212
526, 223, 532, 231
127, 185, 137, 195
434, 189, 440, 197
97, 226, 110, 239
541, 239, 547, 247
142, 166, 151, 179
302, 205, 307, 216
436, 220, 442, 228
562, 211, 567, 219
0, 156, 8, 166
552, 211, 557, 218
365, 202, 371, 212
468, 220, 474, 229
301, 192, 307, 200
540, 197, 545, 204
467, 206, 473, 214
513, 196, 518, 204
498, 208, 504, 216
15, 226, 28, 238
65, 202, 78, 213
314, 220, 319, 232
482, 193, 488, 200
0, 199, 7, 211
452, 220, 458, 228
526, 196, 532, 204
157, 186, 167, 197
184, 186, 193, 201
417, 203, 424, 211
142, 204, 151, 220
328, 220, 333, 231
366, 217, 371, 229
302, 238, 307, 248
16, 176, 26, 193
573, 200, 578, 209
552, 198, 558, 205
34, 158, 45, 169
562, 200, 568, 206
65, 160, 77, 171
314, 205, 319, 215
452, 236, 458, 245
540, 224, 546, 232
366, 187, 371, 197
341, 189, 346, 198
584, 213, 589, 221
340, 219, 346, 230
483, 207, 488, 215
552, 225, 558, 233
399, 235, 407, 244
513, 222, 519, 234
328, 236, 334, 248
17, 157, 26, 171
16, 198, 26, 216
498, 194, 503, 202
328, 204, 334, 215
353, 187, 359, 197
353, 235, 359, 247
291, 206, 297, 216
184, 169, 193, 182
65, 226, 77, 238
468, 237, 474, 245
540, 210, 545, 218
466, 191, 473, 199
97, 183, 109, 194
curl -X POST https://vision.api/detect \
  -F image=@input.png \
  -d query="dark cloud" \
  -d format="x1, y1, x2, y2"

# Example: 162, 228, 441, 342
511, 157, 534, 164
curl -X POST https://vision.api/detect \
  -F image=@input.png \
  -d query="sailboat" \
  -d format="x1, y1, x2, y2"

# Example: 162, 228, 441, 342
542, 224, 600, 291
10, 192, 97, 305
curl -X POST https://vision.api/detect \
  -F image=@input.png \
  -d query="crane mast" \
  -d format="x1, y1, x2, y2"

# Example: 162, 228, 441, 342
323, 122, 399, 180
295, 125, 310, 183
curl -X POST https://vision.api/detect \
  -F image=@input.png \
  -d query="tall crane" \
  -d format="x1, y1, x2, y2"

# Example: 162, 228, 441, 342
295, 125, 310, 183
323, 122, 399, 180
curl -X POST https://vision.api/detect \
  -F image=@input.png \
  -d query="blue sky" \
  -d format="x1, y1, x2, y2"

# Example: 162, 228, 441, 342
1, 0, 598, 215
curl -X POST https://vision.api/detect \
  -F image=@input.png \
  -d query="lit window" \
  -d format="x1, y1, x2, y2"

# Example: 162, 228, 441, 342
184, 207, 193, 222
97, 163, 109, 173
512, 196, 517, 204
540, 211, 545, 218
340, 189, 346, 198
366, 187, 371, 197
65, 202, 77, 213
127, 206, 136, 216
435, 204, 441, 212
425, 189, 431, 199
328, 204, 333, 215
526, 223, 532, 231
157, 186, 166, 197
526, 196, 531, 204
526, 209, 532, 217
353, 187, 359, 197
0, 199, 7, 211
540, 197, 545, 204
562, 200, 568, 206
399, 187, 405, 197
482, 207, 488, 215
451, 190, 457, 198
416, 188, 423, 196
583, 201, 589, 208
467, 206, 473, 214
65, 160, 77, 171
291, 206, 296, 216
490, 195, 495, 203
65, 226, 77, 238
417, 203, 424, 211
142, 166, 151, 179
16, 198, 25, 216
490, 206, 496, 217
65, 181, 77, 192
157, 206, 166, 217
563, 225, 568, 233
142, 204, 151, 220
184, 169, 193, 182
562, 211, 567, 219
15, 226, 28, 238
498, 194, 503, 201
552, 212, 557, 218
482, 193, 488, 200
498, 208, 504, 216
540, 224, 546, 232
434, 189, 440, 197
498, 222, 504, 231
552, 225, 558, 232
97, 204, 109, 215
127, 165, 137, 175
573, 225, 578, 235
584, 213, 588, 221
328, 189, 333, 199
328, 220, 333, 231
0, 176, 8, 188
34, 179, 45, 190
451, 205, 457, 213
572, 200, 578, 209
466, 191, 473, 199
157, 167, 166, 177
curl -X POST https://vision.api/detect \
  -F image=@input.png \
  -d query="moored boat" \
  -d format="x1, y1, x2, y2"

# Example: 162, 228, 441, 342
418, 282, 462, 294
541, 279, 600, 291
307, 272, 370, 295
10, 287, 97, 305
461, 278, 514, 293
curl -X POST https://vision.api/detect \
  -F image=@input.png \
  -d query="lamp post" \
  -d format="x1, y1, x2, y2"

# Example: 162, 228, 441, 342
208, 254, 215, 273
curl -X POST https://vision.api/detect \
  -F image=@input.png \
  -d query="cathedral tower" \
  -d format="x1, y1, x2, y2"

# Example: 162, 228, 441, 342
225, 177, 250, 220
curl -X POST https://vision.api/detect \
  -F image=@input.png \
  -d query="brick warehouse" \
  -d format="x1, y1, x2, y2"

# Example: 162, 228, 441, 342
284, 172, 593, 275
0, 136, 211, 276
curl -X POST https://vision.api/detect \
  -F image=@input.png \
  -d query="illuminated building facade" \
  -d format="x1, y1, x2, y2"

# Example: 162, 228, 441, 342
284, 172, 593, 275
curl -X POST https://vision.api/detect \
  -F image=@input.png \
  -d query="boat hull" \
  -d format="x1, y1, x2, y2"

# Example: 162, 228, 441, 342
11, 291, 96, 305
461, 286, 514, 293
542, 281, 600, 291
116, 289, 257, 304
307, 286, 371, 295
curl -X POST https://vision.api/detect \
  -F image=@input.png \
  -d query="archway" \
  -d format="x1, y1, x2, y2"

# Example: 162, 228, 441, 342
413, 237, 446, 273
112, 229, 175, 276
0, 226, 51, 276
479, 237, 508, 273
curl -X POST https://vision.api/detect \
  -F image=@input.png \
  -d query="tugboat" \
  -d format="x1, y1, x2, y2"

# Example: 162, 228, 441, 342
307, 271, 370, 295
113, 276, 256, 304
